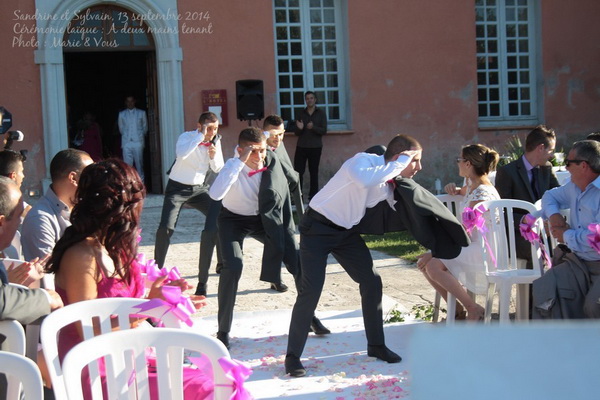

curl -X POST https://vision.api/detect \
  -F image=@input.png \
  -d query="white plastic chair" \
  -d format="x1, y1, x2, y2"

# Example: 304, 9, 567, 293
432, 194, 468, 324
0, 351, 44, 400
0, 320, 26, 355
40, 297, 187, 400
62, 328, 235, 400
0, 320, 41, 400
7, 282, 42, 361
534, 199, 569, 253
478, 199, 548, 323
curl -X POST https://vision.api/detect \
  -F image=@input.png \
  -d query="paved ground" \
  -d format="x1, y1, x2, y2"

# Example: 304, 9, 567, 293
138, 194, 438, 319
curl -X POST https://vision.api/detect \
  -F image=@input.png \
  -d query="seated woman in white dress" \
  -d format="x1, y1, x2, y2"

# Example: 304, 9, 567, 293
418, 144, 500, 321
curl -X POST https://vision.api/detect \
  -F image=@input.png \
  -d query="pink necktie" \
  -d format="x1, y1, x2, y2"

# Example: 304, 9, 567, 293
248, 167, 267, 177
198, 142, 211, 147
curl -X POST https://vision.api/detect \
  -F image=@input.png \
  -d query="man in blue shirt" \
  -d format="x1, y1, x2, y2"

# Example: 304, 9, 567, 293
540, 140, 600, 317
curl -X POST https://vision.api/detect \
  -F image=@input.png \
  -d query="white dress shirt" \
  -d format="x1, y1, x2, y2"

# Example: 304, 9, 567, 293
169, 130, 224, 185
209, 158, 263, 216
309, 153, 411, 229
118, 108, 148, 145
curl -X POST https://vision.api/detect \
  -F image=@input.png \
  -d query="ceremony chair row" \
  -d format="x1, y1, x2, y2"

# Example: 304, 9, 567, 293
2, 297, 238, 399
433, 195, 550, 324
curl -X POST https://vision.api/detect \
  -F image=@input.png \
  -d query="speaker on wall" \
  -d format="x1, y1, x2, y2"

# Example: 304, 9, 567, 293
236, 79, 264, 121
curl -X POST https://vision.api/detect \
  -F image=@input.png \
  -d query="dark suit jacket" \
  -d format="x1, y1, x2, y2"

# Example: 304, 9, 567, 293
258, 151, 299, 282
495, 156, 560, 203
357, 178, 470, 259
273, 143, 304, 219
495, 156, 560, 261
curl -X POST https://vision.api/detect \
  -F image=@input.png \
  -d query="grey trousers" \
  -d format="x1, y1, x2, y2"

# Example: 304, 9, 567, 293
154, 179, 222, 283
584, 261, 600, 318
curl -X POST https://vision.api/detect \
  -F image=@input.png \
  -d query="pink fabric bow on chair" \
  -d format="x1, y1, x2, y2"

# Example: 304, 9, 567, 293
136, 253, 182, 284
519, 213, 552, 268
588, 223, 600, 254
133, 286, 195, 327
134, 253, 195, 326
462, 205, 497, 267
462, 205, 487, 235
217, 358, 253, 400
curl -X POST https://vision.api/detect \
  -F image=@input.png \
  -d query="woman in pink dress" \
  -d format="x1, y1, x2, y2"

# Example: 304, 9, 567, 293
45, 159, 213, 399
417, 144, 500, 321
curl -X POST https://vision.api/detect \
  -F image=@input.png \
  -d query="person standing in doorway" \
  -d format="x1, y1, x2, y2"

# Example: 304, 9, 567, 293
77, 112, 103, 162
118, 96, 148, 182
293, 91, 327, 201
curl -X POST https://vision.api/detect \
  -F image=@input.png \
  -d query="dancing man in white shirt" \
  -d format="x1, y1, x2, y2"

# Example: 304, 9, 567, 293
285, 134, 422, 377
118, 96, 148, 181
209, 127, 329, 349
154, 112, 224, 296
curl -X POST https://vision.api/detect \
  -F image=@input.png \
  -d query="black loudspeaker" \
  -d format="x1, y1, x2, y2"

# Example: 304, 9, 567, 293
236, 80, 264, 121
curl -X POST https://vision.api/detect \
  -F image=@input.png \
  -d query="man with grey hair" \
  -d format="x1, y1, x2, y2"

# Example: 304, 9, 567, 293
0, 176, 63, 397
534, 140, 600, 318
0, 176, 63, 314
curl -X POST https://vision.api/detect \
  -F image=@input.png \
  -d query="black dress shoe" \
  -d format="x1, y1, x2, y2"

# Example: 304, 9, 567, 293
367, 344, 402, 363
285, 355, 306, 377
270, 282, 289, 292
216, 331, 230, 349
195, 282, 207, 296
216, 263, 223, 274
310, 316, 331, 335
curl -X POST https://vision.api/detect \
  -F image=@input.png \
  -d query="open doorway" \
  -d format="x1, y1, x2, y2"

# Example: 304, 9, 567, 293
64, 51, 162, 193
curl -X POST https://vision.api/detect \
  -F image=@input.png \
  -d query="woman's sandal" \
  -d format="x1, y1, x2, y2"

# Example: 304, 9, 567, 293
455, 310, 467, 320
439, 310, 467, 323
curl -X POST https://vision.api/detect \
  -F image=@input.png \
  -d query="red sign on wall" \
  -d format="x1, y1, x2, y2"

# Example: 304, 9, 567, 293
201, 90, 228, 126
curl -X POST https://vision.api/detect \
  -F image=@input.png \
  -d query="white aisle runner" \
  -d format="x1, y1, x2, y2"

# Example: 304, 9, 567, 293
195, 309, 421, 399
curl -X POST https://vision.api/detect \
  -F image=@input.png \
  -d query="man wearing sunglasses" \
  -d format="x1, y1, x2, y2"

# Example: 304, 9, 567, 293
534, 140, 600, 318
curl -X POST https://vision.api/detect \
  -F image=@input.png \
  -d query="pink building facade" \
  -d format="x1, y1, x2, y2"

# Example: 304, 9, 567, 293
1, 0, 598, 195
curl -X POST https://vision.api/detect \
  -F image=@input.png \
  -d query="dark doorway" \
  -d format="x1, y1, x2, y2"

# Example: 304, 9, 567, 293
64, 51, 162, 193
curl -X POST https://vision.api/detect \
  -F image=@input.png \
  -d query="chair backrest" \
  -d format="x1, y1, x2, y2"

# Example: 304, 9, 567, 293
435, 194, 464, 219
534, 199, 570, 251
478, 199, 547, 274
0, 320, 25, 355
0, 351, 44, 400
40, 297, 186, 399
62, 328, 234, 400
6, 283, 47, 361
410, 322, 600, 399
